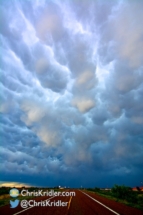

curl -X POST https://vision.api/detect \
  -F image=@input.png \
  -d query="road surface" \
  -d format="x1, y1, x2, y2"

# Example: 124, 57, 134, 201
0, 190, 142, 215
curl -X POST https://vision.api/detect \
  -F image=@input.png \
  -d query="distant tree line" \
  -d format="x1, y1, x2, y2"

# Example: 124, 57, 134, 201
111, 185, 138, 203
87, 184, 143, 206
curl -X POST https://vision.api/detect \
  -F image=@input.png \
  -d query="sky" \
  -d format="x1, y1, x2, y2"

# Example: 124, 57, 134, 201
0, 0, 143, 188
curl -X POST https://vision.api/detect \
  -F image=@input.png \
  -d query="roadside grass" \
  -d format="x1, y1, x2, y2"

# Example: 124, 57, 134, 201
86, 189, 143, 211
0, 187, 45, 207
0, 188, 68, 207
0, 194, 37, 207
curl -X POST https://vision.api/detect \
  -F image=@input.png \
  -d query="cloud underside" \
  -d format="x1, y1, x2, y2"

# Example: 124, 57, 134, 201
0, 0, 143, 186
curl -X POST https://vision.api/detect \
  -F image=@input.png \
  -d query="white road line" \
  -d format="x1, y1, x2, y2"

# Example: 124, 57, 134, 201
13, 196, 55, 215
80, 191, 120, 215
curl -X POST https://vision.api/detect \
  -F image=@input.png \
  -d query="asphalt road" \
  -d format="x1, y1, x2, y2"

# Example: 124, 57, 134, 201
0, 190, 142, 215
68, 190, 143, 215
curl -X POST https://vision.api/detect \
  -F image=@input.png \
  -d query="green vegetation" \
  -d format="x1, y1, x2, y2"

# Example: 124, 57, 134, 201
0, 195, 34, 207
0, 187, 66, 207
0, 187, 9, 195
0, 187, 41, 207
112, 185, 138, 203
87, 185, 143, 210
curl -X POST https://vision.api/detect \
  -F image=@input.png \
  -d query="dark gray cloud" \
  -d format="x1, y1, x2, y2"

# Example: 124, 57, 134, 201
0, 0, 143, 187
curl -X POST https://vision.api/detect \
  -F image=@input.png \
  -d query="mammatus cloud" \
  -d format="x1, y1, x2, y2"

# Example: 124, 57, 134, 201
0, 0, 143, 187
72, 97, 95, 113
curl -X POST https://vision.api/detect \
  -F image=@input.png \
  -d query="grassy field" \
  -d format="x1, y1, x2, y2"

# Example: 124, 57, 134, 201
0, 187, 45, 207
86, 187, 143, 211
0, 187, 67, 207
0, 194, 38, 207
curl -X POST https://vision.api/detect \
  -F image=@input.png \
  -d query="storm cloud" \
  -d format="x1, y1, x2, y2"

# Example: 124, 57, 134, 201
0, 0, 143, 187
